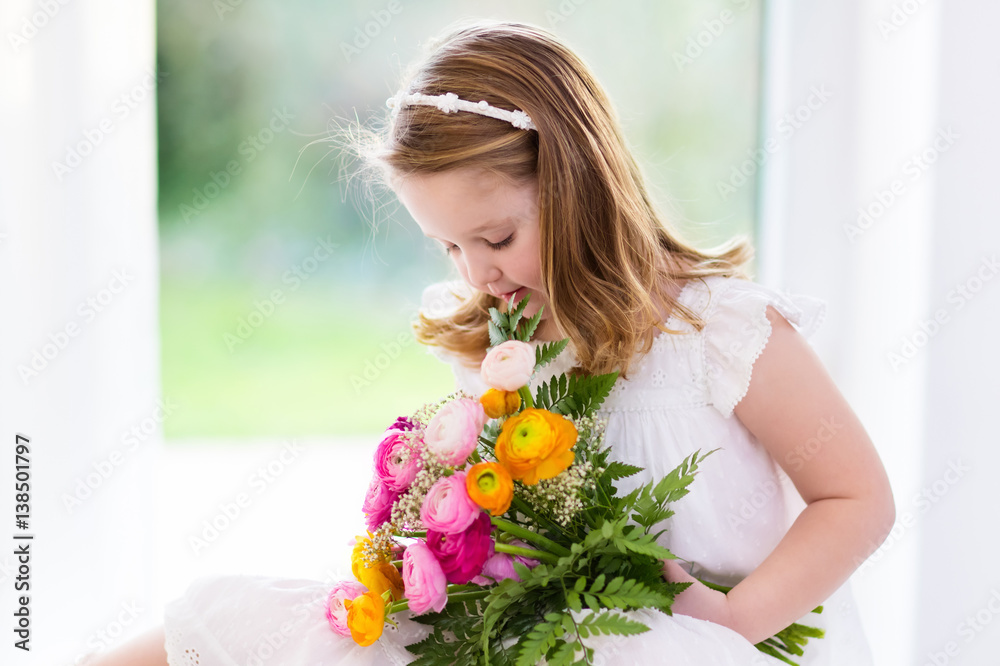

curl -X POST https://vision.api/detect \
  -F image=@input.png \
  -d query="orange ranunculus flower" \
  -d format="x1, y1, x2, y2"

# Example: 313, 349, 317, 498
358, 561, 404, 601
495, 408, 578, 485
344, 589, 385, 646
480, 388, 521, 419
466, 462, 514, 516
351, 534, 404, 601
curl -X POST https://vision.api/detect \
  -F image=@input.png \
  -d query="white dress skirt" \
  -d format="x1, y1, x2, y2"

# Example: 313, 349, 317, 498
164, 275, 875, 665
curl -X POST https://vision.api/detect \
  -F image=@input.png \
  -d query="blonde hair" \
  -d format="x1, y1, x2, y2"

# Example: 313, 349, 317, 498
360, 20, 754, 378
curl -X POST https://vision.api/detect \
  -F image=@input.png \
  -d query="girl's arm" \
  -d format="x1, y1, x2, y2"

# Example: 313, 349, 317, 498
664, 305, 896, 644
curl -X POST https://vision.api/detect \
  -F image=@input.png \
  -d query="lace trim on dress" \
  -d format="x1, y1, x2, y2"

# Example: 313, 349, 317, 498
165, 627, 203, 666
695, 276, 828, 419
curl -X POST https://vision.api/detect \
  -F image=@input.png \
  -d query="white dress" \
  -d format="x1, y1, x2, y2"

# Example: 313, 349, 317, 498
163, 275, 874, 666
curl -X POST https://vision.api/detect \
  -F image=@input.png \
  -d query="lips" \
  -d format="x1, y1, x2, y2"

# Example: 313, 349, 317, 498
499, 286, 527, 302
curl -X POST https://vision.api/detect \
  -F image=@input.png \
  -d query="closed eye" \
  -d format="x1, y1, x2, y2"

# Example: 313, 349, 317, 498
487, 233, 515, 250
442, 233, 515, 255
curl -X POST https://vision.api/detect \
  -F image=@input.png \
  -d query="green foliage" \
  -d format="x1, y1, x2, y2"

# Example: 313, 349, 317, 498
755, 620, 827, 666
407, 303, 821, 666
621, 449, 717, 534
488, 294, 535, 345
535, 339, 569, 371
533, 372, 619, 420
405, 447, 715, 665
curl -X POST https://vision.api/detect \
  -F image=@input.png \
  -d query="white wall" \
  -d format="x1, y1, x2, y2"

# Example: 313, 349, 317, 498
0, 1, 159, 664
760, 1, 1000, 664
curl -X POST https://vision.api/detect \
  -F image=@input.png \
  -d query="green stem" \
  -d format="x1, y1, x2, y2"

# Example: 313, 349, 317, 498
510, 495, 568, 542
445, 590, 492, 604
387, 589, 491, 616
397, 530, 426, 538
517, 385, 534, 410
445, 584, 481, 594
694, 577, 732, 594
494, 542, 560, 564
491, 516, 571, 557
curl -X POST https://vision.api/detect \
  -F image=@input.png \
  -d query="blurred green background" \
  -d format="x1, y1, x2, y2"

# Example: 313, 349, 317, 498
157, 0, 762, 439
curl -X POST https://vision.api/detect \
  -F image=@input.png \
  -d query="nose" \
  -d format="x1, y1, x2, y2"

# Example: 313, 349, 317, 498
462, 249, 502, 292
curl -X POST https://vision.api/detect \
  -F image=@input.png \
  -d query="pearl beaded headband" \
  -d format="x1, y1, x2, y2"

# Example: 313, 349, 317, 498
386, 91, 537, 131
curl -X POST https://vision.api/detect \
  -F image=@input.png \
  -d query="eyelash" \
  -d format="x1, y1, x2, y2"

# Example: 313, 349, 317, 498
445, 233, 515, 254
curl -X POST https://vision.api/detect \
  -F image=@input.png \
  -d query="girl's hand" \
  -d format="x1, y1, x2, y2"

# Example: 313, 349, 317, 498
661, 560, 740, 638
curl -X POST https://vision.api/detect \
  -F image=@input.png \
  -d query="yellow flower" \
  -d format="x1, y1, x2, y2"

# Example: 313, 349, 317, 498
359, 562, 405, 601
495, 408, 578, 485
480, 389, 521, 419
466, 462, 514, 516
351, 534, 404, 601
345, 590, 385, 646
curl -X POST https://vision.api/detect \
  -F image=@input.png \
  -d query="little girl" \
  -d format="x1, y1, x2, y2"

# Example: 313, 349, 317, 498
91, 19, 894, 666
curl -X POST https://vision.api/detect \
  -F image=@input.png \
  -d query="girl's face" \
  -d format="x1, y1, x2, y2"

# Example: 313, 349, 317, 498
395, 169, 556, 339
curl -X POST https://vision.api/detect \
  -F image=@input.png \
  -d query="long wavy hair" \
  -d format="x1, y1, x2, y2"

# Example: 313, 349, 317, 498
357, 20, 754, 378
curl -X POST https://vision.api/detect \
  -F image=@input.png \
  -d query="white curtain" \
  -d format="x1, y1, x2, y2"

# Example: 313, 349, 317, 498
0, 1, 158, 664
760, 1, 1000, 664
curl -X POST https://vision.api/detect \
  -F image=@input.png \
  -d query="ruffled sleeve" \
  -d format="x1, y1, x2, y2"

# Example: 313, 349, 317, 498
699, 277, 828, 418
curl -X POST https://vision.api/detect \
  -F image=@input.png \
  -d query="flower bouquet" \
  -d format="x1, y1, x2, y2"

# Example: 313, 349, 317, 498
326, 296, 823, 665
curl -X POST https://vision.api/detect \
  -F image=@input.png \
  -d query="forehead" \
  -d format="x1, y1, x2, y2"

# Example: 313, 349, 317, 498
395, 169, 537, 238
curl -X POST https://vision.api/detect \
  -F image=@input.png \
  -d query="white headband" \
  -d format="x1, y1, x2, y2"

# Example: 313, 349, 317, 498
386, 91, 537, 131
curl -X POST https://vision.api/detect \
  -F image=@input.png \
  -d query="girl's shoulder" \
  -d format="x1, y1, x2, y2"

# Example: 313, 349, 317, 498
665, 275, 828, 418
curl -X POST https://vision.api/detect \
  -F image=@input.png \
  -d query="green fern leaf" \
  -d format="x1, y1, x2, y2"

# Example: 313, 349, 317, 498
535, 339, 569, 370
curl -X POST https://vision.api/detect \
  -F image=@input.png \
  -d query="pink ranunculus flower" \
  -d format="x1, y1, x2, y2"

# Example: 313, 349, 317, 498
325, 581, 369, 636
420, 471, 480, 534
471, 539, 541, 585
424, 398, 487, 466
374, 429, 420, 492
480, 340, 535, 392
362, 474, 399, 532
426, 512, 494, 584
402, 541, 448, 615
